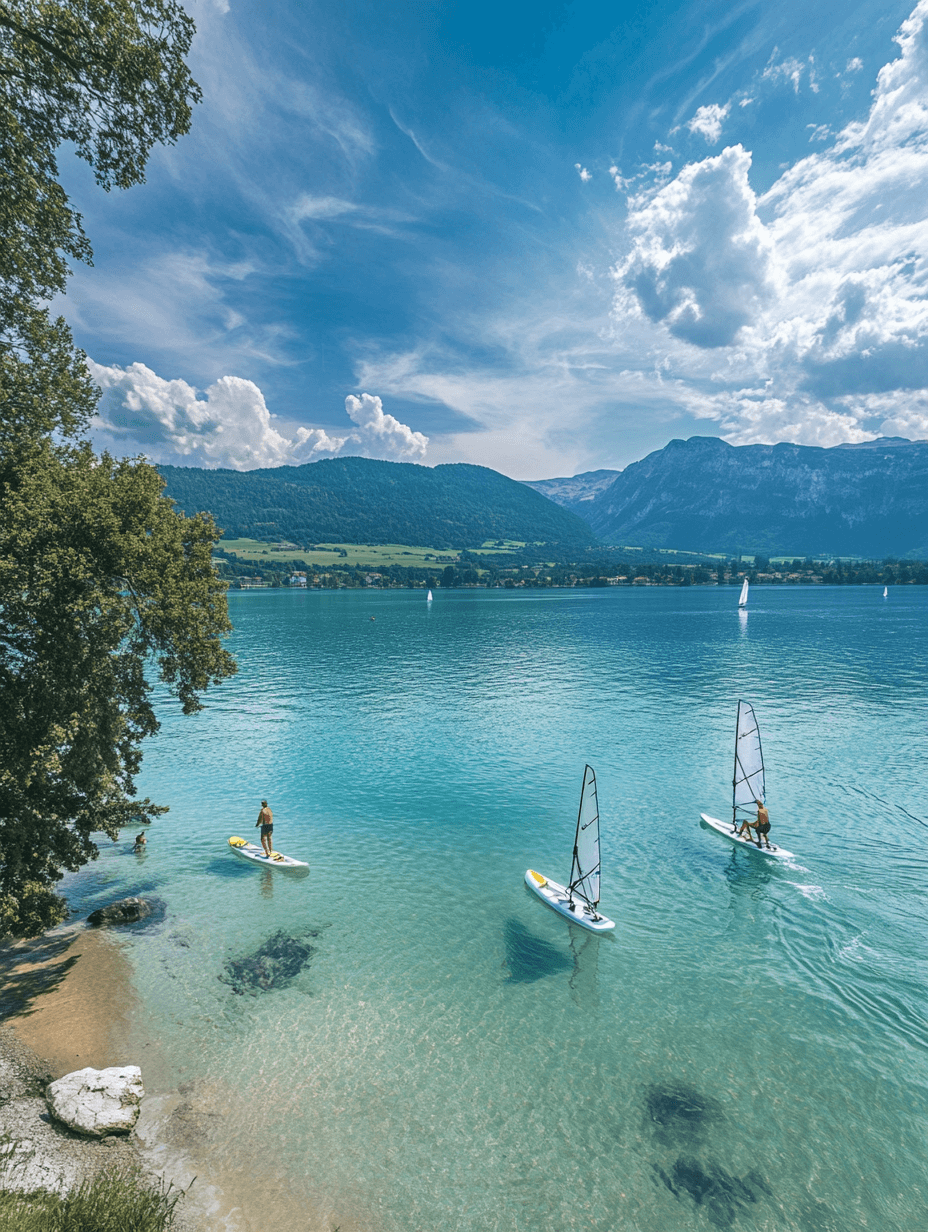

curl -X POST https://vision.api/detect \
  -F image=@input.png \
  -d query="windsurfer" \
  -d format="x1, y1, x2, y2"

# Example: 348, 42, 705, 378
739, 799, 770, 847
256, 799, 274, 856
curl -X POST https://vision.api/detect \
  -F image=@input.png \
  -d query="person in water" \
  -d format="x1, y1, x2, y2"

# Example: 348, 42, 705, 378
133, 831, 147, 851
256, 799, 274, 856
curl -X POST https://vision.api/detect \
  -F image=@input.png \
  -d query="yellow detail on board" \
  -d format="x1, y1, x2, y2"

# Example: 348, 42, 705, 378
229, 837, 247, 847
528, 870, 547, 887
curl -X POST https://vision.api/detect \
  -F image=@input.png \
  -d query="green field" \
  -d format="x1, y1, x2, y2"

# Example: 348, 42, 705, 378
217, 539, 464, 569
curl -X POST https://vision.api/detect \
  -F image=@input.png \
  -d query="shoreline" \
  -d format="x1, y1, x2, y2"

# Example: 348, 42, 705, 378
0, 922, 353, 1232
0, 923, 225, 1230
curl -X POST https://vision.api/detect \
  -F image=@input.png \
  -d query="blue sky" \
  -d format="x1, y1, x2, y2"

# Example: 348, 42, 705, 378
59, 0, 928, 476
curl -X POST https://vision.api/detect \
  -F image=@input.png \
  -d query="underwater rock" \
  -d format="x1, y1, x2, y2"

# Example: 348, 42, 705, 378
655, 1155, 771, 1229
503, 918, 573, 983
87, 897, 152, 926
645, 1080, 723, 1147
220, 929, 320, 995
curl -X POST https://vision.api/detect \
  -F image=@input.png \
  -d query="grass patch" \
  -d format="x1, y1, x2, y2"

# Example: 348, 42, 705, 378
218, 538, 462, 568
0, 1165, 183, 1231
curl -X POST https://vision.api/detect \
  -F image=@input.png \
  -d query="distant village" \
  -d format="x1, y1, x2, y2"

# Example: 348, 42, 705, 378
220, 554, 927, 591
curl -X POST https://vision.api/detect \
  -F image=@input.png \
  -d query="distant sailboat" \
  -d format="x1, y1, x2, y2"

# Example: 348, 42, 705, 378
883, 586, 888, 598
427, 589, 433, 603
525, 765, 615, 932
738, 578, 749, 608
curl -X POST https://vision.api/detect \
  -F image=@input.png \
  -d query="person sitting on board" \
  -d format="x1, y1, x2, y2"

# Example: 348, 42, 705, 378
256, 799, 274, 857
737, 799, 769, 846
754, 799, 772, 849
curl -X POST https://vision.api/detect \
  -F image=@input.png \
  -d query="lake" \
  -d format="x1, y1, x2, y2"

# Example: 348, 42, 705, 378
62, 585, 928, 1231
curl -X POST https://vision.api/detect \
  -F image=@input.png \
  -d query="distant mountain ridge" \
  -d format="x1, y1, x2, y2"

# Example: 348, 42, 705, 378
524, 469, 620, 511
531, 436, 928, 557
159, 456, 596, 549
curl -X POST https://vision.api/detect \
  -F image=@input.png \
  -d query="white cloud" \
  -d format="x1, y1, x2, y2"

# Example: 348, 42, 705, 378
615, 145, 777, 348
575, 163, 592, 182
686, 102, 731, 144
87, 361, 428, 469
846, 57, 864, 73
344, 393, 429, 460
611, 1, 928, 447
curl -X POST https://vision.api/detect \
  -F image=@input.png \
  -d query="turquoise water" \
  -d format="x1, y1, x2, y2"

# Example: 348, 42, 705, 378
64, 587, 928, 1231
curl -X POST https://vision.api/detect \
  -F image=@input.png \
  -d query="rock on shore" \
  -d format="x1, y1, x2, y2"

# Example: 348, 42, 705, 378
46, 1066, 144, 1137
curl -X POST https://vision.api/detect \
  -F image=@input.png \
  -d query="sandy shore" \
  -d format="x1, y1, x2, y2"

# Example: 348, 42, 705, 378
0, 924, 228, 1230
0, 922, 354, 1232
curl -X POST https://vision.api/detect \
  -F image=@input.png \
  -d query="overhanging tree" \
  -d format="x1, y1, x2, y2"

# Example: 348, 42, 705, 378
0, 2, 235, 937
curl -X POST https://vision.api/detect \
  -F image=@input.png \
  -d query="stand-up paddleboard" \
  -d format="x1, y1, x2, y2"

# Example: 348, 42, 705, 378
525, 765, 615, 933
699, 813, 794, 859
228, 836, 309, 870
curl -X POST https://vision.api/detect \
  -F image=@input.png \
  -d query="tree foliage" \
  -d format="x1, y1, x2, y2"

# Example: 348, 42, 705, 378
0, 3, 234, 937
0, 0, 200, 309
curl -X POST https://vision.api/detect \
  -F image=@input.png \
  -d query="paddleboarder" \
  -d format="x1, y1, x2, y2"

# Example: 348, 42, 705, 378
256, 799, 274, 856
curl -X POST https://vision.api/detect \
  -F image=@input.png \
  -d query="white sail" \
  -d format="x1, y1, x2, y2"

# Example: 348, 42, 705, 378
738, 578, 749, 607
568, 765, 601, 908
883, 586, 888, 598
427, 589, 433, 602
733, 700, 765, 824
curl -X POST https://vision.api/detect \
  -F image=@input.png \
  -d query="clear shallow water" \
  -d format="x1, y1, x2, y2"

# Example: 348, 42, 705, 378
63, 586, 928, 1231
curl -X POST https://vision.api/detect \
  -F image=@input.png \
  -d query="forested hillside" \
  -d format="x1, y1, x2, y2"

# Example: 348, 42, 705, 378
159, 457, 596, 548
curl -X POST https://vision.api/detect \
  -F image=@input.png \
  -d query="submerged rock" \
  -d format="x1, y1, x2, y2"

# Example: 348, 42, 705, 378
655, 1155, 771, 1229
220, 929, 319, 995
46, 1066, 144, 1137
645, 1081, 723, 1147
87, 897, 152, 927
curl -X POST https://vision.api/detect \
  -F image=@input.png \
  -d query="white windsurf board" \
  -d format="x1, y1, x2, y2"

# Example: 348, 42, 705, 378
524, 869, 615, 932
699, 813, 794, 860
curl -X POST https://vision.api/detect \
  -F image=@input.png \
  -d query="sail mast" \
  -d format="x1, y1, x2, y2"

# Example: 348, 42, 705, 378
568, 765, 601, 910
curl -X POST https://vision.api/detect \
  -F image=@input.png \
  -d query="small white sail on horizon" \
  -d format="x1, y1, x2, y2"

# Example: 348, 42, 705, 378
883, 586, 888, 598
738, 577, 749, 608
427, 589, 433, 602
525, 765, 615, 932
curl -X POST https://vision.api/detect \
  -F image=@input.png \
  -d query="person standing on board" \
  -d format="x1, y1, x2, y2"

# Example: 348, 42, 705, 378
256, 799, 274, 857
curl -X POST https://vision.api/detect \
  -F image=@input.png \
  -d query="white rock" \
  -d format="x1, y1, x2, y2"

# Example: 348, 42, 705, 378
45, 1067, 144, 1137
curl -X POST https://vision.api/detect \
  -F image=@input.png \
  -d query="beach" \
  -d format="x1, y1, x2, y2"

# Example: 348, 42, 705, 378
0, 923, 217, 1230
0, 920, 361, 1231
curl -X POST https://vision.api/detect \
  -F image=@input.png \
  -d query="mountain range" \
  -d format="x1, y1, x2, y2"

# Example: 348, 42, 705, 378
158, 436, 928, 559
525, 436, 928, 558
